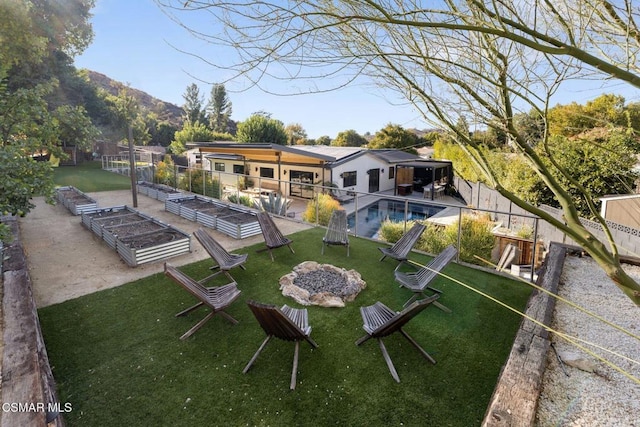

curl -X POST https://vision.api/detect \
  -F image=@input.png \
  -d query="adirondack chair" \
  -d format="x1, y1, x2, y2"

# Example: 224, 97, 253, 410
164, 263, 241, 340
394, 244, 457, 312
243, 300, 318, 390
322, 209, 350, 256
378, 223, 426, 269
355, 296, 440, 382
256, 211, 295, 261
193, 228, 248, 283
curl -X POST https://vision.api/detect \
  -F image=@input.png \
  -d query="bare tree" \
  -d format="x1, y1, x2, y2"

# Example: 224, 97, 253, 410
157, 0, 640, 305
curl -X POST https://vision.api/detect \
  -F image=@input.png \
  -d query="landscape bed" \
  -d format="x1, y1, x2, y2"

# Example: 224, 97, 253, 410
80, 205, 191, 266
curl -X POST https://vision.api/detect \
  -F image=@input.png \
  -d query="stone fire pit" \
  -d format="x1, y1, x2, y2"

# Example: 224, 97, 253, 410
279, 261, 366, 307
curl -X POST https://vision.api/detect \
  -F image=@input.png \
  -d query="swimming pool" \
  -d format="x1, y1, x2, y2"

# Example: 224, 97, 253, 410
347, 199, 445, 238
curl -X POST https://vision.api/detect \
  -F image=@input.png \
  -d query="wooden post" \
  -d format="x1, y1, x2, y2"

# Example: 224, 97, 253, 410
128, 125, 138, 208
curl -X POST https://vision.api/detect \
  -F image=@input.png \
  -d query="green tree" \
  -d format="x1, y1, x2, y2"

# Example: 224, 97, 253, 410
52, 104, 99, 151
236, 113, 287, 144
285, 122, 308, 145
0, 0, 94, 240
182, 83, 206, 126
368, 123, 419, 153
316, 135, 331, 145
169, 121, 215, 154
207, 83, 232, 133
331, 129, 367, 147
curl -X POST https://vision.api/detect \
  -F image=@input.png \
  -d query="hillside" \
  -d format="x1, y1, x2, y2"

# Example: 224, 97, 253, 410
84, 70, 184, 126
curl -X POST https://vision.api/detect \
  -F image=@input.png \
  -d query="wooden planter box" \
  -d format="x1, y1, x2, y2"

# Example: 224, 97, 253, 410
116, 227, 191, 267
56, 186, 98, 215
215, 211, 261, 239
494, 234, 545, 268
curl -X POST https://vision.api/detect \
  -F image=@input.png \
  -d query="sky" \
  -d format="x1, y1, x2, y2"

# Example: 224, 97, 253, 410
74, 0, 638, 140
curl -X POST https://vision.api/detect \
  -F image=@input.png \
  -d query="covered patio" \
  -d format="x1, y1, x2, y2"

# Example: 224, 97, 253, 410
394, 160, 454, 200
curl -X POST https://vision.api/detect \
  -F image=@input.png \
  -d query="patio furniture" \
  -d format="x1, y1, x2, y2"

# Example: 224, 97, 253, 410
193, 228, 248, 283
322, 209, 350, 256
329, 187, 355, 203
256, 211, 295, 261
163, 263, 241, 340
355, 296, 440, 382
378, 223, 426, 270
243, 300, 318, 390
394, 244, 457, 312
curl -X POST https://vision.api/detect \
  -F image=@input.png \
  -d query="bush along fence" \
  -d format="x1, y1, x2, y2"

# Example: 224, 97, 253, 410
454, 176, 640, 258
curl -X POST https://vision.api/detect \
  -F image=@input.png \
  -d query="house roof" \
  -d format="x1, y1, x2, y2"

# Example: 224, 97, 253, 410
188, 142, 436, 168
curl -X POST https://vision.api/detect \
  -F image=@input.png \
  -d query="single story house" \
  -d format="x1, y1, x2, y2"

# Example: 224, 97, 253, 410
185, 142, 453, 199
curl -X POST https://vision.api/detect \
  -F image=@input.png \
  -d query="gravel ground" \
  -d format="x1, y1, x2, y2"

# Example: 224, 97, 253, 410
536, 256, 640, 426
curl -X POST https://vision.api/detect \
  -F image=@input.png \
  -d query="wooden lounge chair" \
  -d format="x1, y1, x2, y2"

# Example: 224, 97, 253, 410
243, 300, 318, 390
164, 263, 241, 340
394, 244, 457, 312
322, 209, 350, 256
378, 223, 426, 269
193, 228, 248, 283
256, 211, 294, 261
355, 296, 440, 383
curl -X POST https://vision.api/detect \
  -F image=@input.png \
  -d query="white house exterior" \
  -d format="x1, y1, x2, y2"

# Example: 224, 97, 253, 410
184, 142, 452, 198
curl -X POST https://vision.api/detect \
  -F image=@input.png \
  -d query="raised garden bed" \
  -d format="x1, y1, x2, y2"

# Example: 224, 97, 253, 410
81, 206, 145, 239
56, 186, 98, 215
215, 210, 261, 239
137, 181, 183, 202
165, 195, 224, 222
116, 227, 190, 267
80, 205, 191, 266
195, 204, 240, 229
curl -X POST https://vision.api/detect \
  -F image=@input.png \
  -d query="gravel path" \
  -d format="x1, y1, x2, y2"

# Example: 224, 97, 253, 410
536, 256, 640, 426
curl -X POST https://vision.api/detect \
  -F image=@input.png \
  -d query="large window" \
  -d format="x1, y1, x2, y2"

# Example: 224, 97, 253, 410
260, 167, 274, 178
342, 171, 357, 187
233, 164, 245, 174
214, 162, 225, 172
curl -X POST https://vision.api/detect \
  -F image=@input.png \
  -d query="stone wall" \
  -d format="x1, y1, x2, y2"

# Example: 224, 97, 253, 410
1, 217, 64, 427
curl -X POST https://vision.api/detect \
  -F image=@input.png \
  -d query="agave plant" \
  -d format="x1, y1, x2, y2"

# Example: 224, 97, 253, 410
255, 193, 291, 216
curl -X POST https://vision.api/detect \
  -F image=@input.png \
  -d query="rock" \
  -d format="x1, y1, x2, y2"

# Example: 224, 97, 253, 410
559, 351, 597, 373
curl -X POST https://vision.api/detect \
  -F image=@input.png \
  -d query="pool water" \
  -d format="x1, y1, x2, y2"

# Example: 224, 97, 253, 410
347, 199, 445, 238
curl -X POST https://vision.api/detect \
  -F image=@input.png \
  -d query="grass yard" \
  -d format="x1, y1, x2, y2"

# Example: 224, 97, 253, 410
38, 228, 532, 426
54, 161, 133, 192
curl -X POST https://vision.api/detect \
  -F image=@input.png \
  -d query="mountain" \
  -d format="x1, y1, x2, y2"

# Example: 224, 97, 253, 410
84, 70, 184, 126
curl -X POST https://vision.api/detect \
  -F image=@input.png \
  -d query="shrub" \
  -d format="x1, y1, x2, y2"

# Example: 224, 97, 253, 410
302, 193, 341, 226
379, 219, 417, 244
380, 214, 495, 266
179, 168, 221, 198
227, 193, 254, 208
442, 214, 495, 265
255, 193, 291, 216
155, 155, 176, 187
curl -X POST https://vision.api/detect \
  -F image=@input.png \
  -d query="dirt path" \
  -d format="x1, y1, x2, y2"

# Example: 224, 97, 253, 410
19, 190, 312, 308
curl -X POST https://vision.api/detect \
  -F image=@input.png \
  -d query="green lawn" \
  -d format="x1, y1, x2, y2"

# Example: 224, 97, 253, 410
54, 161, 133, 192
38, 228, 531, 426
